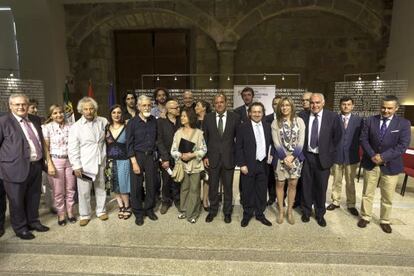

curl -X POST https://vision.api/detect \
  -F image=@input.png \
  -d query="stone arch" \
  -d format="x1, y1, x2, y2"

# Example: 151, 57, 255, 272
232, 0, 388, 41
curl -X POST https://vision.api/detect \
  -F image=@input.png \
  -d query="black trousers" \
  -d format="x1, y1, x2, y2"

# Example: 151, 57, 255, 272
301, 153, 330, 218
3, 161, 42, 234
209, 160, 234, 216
161, 164, 180, 205
241, 161, 268, 219
131, 153, 157, 217
267, 164, 276, 202
0, 179, 6, 229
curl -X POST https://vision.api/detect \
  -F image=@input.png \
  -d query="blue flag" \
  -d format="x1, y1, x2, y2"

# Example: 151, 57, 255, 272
108, 83, 116, 107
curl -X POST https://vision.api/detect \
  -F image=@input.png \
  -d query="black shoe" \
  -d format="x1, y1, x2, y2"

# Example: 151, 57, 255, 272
146, 212, 158, 221
0, 228, 4, 238
293, 202, 300, 209
241, 217, 250, 227
266, 199, 275, 206
205, 213, 215, 223
347, 207, 359, 216
327, 204, 340, 211
357, 218, 369, 228
160, 203, 170, 215
203, 206, 209, 212
316, 217, 327, 227
301, 214, 310, 223
28, 223, 49, 232
224, 214, 232, 224
135, 216, 144, 226
58, 219, 66, 226
68, 216, 77, 224
380, 223, 392, 234
257, 217, 272, 226
16, 231, 35, 240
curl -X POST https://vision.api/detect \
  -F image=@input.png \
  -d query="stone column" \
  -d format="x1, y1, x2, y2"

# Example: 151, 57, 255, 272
217, 41, 237, 89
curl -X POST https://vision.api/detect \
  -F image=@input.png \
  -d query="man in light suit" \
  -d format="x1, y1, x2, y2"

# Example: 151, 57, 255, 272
204, 93, 240, 223
236, 102, 272, 227
327, 96, 362, 216
0, 94, 49, 239
234, 87, 254, 123
301, 93, 341, 227
68, 97, 109, 227
358, 95, 411, 234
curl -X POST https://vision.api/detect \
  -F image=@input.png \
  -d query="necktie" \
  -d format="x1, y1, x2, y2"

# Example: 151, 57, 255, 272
22, 118, 43, 159
343, 116, 349, 129
256, 123, 266, 161
310, 114, 319, 149
380, 118, 388, 140
218, 114, 224, 137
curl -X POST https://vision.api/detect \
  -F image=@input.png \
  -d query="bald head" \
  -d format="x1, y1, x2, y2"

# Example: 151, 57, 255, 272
183, 90, 194, 108
302, 92, 313, 110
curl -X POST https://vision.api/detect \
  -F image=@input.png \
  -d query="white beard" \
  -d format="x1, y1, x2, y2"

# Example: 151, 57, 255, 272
142, 111, 151, 118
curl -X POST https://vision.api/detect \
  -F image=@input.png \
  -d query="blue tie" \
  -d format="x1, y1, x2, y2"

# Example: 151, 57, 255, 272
380, 118, 388, 141
310, 114, 319, 149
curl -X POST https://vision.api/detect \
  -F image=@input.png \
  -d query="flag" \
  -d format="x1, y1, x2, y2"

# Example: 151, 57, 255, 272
88, 79, 94, 98
63, 82, 75, 124
108, 83, 116, 107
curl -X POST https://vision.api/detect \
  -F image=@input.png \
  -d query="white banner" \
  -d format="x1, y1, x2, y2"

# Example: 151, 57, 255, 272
233, 85, 276, 115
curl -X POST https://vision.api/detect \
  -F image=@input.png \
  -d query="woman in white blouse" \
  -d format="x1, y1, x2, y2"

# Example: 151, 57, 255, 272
43, 104, 76, 225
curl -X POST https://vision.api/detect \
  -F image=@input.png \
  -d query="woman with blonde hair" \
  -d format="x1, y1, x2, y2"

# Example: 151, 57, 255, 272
271, 97, 305, 225
42, 104, 76, 225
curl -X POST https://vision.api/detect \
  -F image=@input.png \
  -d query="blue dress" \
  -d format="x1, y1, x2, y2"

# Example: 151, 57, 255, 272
105, 127, 131, 194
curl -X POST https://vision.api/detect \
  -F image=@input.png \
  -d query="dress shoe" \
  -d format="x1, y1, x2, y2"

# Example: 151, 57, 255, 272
357, 218, 369, 228
301, 214, 310, 223
347, 207, 359, 217
28, 223, 49, 232
380, 223, 392, 234
0, 228, 5, 238
146, 212, 158, 221
327, 204, 340, 211
16, 231, 35, 240
316, 217, 327, 227
135, 216, 144, 226
160, 203, 170, 215
241, 217, 250, 227
224, 214, 232, 224
79, 219, 90, 226
257, 217, 272, 226
98, 213, 109, 221
205, 213, 215, 223
266, 199, 275, 206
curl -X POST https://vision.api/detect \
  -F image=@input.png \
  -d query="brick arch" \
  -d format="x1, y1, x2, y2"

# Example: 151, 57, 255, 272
232, 0, 388, 41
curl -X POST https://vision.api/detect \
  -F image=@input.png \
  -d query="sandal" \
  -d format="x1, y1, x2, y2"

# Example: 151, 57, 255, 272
178, 213, 186, 219
123, 207, 132, 220
118, 206, 125, 219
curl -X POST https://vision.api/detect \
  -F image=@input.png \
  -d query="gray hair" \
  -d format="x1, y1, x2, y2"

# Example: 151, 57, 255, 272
311, 93, 325, 102
9, 93, 29, 105
77, 96, 98, 114
137, 95, 151, 105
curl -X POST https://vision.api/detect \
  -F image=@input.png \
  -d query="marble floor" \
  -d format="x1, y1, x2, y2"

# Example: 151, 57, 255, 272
1, 171, 414, 275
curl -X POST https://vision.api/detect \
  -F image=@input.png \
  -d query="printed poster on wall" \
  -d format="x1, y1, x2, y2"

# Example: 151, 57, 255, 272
233, 85, 276, 115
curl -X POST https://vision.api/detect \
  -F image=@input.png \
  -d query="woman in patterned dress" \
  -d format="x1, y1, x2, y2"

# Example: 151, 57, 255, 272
105, 105, 131, 219
271, 97, 305, 225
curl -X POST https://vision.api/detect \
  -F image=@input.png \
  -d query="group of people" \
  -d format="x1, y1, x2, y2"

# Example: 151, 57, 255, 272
0, 86, 410, 240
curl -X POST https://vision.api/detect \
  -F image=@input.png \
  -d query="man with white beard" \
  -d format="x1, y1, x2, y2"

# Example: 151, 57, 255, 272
127, 95, 158, 226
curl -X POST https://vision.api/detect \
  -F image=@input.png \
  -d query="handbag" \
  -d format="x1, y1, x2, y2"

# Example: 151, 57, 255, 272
171, 160, 184, 182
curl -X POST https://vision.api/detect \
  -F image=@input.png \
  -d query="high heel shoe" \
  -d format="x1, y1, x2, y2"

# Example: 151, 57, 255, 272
58, 218, 67, 226
287, 212, 295, 225
68, 216, 77, 223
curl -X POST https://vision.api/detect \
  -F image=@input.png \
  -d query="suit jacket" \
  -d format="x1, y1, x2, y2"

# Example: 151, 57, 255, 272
360, 115, 411, 175
334, 114, 363, 164
265, 113, 275, 124
234, 105, 249, 123
0, 113, 45, 182
203, 111, 240, 169
236, 121, 272, 176
156, 117, 181, 162
302, 109, 342, 169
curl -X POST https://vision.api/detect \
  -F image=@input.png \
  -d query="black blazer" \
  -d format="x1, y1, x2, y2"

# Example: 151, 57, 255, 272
265, 113, 275, 124
302, 109, 342, 169
203, 111, 240, 169
235, 121, 272, 176
156, 117, 181, 161
234, 105, 249, 123
0, 113, 45, 182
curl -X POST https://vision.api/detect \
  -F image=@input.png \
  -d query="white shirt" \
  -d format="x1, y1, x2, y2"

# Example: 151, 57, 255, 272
380, 115, 393, 129
12, 113, 41, 161
307, 109, 324, 154
252, 120, 266, 161
68, 116, 108, 179
215, 111, 228, 133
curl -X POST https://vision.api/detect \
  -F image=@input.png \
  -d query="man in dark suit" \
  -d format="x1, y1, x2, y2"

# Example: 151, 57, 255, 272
0, 94, 49, 240
0, 111, 6, 238
234, 87, 254, 123
203, 93, 240, 223
236, 102, 272, 227
157, 99, 181, 214
265, 96, 282, 206
358, 95, 411, 234
301, 93, 341, 227
327, 96, 362, 216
